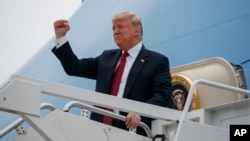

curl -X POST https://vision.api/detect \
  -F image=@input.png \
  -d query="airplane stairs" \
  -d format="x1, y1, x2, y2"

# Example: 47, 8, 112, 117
0, 74, 249, 141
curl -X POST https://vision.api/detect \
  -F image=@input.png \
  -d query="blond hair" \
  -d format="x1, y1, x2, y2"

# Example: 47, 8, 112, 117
112, 12, 143, 38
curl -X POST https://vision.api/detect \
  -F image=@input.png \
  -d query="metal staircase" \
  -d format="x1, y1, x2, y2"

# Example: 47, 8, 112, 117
0, 74, 249, 140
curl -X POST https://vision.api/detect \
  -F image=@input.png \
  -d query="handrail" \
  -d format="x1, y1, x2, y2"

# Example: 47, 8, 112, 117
173, 79, 250, 141
63, 101, 153, 138
8, 75, 181, 121
0, 103, 56, 138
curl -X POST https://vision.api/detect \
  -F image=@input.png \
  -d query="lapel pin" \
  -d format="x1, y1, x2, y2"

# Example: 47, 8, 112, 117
141, 59, 145, 63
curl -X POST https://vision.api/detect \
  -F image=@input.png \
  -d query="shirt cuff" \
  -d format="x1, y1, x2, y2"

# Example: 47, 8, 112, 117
55, 36, 68, 48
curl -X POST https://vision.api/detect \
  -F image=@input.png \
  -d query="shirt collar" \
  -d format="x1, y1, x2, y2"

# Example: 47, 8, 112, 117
125, 41, 142, 59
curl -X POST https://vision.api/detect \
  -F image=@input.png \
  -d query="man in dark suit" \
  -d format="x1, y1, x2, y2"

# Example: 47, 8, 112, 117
52, 11, 172, 136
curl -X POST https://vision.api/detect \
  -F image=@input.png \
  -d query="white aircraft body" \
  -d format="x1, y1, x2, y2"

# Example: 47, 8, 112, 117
1, 0, 250, 140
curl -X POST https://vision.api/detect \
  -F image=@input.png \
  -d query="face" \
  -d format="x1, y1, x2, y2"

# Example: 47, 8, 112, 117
112, 19, 138, 51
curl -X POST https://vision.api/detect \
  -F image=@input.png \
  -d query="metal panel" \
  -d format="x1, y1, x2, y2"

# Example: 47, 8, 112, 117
0, 79, 40, 117
15, 110, 151, 141
177, 120, 229, 141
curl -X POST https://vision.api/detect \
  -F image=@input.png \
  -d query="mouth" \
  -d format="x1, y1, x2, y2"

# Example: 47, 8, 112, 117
114, 35, 121, 38
114, 36, 123, 41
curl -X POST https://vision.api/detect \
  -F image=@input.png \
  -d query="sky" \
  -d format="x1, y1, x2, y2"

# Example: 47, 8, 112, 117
0, 0, 81, 86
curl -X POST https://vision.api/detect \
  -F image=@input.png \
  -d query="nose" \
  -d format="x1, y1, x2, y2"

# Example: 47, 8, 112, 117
113, 27, 119, 34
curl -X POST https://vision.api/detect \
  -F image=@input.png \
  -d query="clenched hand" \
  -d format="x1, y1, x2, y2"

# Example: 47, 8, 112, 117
53, 20, 70, 39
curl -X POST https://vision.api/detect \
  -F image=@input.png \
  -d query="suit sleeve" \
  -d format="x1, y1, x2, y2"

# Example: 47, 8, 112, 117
52, 42, 99, 79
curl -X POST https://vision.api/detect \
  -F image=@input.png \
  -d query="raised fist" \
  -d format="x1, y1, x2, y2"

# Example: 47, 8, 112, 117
53, 20, 70, 39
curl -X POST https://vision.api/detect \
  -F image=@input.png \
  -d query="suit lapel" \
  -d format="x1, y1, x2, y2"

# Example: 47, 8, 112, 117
123, 46, 148, 98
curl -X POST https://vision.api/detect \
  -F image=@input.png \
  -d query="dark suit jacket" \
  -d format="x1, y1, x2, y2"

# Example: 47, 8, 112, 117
52, 42, 172, 135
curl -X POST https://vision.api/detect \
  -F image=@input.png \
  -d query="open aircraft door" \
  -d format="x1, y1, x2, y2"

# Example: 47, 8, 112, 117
170, 57, 247, 110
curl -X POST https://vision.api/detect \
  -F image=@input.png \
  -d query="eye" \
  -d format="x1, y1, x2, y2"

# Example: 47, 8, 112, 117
118, 25, 124, 29
112, 25, 125, 31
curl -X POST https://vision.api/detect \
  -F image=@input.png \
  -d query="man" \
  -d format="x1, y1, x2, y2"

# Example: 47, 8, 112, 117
52, 11, 172, 136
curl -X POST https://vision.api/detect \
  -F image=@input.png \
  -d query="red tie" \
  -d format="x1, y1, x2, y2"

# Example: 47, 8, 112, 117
103, 51, 129, 125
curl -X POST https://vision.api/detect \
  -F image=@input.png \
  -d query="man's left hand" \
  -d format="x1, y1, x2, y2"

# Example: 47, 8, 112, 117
125, 113, 141, 130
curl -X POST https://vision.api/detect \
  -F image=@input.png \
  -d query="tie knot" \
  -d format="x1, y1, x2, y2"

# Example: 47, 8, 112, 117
121, 51, 129, 59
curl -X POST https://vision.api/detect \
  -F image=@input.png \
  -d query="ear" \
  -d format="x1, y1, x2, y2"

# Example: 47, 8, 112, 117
134, 28, 140, 36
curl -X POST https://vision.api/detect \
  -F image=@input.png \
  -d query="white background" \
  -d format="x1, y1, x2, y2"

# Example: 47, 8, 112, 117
0, 0, 81, 85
